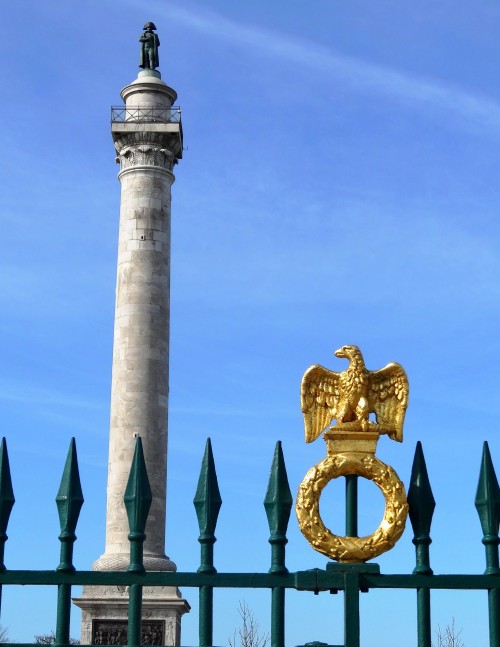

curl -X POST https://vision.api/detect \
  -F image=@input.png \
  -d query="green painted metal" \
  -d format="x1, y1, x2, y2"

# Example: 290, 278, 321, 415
416, 588, 431, 647
488, 589, 500, 647
408, 442, 435, 576
4, 568, 500, 589
55, 585, 72, 647
56, 438, 84, 573
475, 442, 500, 647
264, 441, 292, 647
55, 438, 84, 646
124, 436, 152, 574
338, 474, 365, 647
343, 572, 360, 647
345, 475, 358, 538
341, 472, 368, 646
408, 442, 435, 647
264, 441, 292, 575
0, 438, 14, 619
194, 438, 222, 556
124, 437, 152, 647
127, 584, 143, 647
194, 438, 221, 647
3, 438, 500, 647
326, 564, 378, 647
475, 442, 500, 574
0, 438, 14, 572
198, 585, 213, 647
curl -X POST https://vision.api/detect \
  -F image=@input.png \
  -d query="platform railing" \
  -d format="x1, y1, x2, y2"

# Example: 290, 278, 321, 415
111, 106, 182, 124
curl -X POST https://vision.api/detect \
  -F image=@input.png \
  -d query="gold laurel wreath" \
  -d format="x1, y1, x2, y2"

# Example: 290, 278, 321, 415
296, 452, 408, 563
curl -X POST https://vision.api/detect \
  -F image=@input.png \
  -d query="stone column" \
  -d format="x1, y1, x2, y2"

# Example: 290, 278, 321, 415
101, 72, 178, 571
74, 69, 189, 645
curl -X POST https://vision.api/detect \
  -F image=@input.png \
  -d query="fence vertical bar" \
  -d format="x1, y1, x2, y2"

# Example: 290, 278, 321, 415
264, 442, 292, 647
55, 438, 84, 646
0, 438, 14, 619
124, 437, 152, 647
488, 589, 500, 647
415, 588, 431, 647
56, 584, 72, 646
408, 442, 435, 647
344, 571, 360, 647
194, 439, 222, 647
475, 441, 500, 647
128, 585, 143, 647
345, 475, 358, 537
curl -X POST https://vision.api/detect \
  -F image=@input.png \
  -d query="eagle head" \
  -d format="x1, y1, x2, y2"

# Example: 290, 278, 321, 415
334, 345, 361, 361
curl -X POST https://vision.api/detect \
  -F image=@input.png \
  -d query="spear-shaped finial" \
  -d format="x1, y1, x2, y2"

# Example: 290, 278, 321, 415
194, 439, 222, 647
0, 438, 14, 572
408, 442, 435, 576
124, 436, 152, 574
475, 441, 500, 575
56, 438, 84, 572
194, 438, 221, 574
264, 441, 292, 575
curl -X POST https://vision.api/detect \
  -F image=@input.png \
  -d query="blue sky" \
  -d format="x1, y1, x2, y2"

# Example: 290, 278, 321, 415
1, 0, 500, 645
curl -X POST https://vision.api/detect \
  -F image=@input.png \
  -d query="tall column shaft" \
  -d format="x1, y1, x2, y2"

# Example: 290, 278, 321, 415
93, 72, 182, 572
106, 163, 173, 562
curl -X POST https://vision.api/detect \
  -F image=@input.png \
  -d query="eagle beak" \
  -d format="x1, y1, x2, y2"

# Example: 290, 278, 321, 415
334, 347, 346, 359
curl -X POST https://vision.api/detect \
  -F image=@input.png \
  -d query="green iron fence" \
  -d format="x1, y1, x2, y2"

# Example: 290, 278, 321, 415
0, 436, 499, 647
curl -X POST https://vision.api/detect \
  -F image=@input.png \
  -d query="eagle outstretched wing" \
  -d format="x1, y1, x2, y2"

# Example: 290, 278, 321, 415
301, 364, 342, 443
368, 362, 409, 442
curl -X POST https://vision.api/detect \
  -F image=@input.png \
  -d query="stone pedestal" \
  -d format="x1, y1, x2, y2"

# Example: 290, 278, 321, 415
76, 586, 188, 646
74, 68, 189, 643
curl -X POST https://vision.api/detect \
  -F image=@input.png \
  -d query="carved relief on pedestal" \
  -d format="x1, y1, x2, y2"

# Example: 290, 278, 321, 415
91, 620, 165, 646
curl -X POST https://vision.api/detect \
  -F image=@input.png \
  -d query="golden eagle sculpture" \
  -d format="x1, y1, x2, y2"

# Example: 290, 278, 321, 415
301, 345, 409, 443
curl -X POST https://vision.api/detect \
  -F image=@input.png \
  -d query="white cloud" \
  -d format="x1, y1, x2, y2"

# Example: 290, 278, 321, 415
140, 0, 500, 134
0, 381, 105, 411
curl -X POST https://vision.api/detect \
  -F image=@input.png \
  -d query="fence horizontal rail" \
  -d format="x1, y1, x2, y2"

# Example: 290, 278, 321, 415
2, 569, 500, 591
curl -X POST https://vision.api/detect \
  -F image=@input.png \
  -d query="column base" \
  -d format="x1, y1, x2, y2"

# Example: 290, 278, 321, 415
73, 553, 189, 645
73, 585, 190, 646
92, 553, 177, 572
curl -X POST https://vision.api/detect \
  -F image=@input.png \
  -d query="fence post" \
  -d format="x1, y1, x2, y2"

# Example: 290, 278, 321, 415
124, 437, 152, 647
194, 439, 222, 647
55, 438, 84, 646
408, 442, 435, 647
264, 441, 292, 647
475, 441, 500, 647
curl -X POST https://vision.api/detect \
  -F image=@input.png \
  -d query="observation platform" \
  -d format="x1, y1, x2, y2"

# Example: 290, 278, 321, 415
111, 106, 183, 153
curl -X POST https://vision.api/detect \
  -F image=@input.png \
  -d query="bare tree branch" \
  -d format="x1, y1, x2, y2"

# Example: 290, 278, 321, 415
228, 601, 269, 647
34, 631, 79, 645
433, 619, 464, 647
